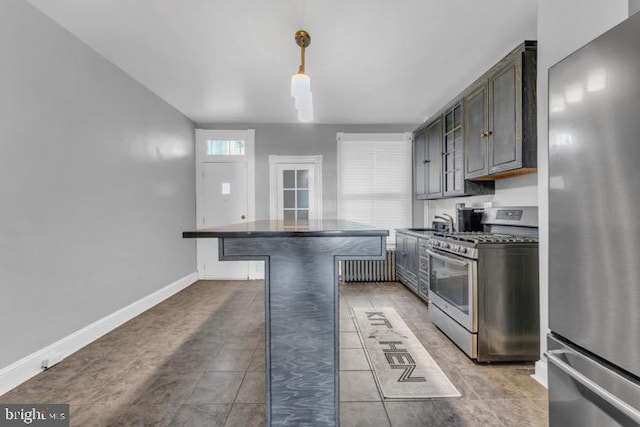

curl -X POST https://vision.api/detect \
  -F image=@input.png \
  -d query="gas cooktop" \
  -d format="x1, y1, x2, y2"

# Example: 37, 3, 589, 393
433, 232, 539, 244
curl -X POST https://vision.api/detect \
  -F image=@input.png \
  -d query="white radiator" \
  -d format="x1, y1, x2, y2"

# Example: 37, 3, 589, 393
342, 249, 396, 282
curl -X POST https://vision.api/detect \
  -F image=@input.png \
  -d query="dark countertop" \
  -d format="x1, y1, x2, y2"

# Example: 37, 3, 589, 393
396, 228, 435, 238
183, 219, 389, 238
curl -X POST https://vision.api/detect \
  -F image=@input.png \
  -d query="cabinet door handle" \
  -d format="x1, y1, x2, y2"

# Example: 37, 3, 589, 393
423, 160, 430, 163
486, 130, 493, 136
479, 131, 487, 137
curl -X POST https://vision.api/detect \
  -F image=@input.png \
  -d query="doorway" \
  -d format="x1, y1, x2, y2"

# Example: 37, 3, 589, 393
269, 155, 323, 223
195, 129, 260, 279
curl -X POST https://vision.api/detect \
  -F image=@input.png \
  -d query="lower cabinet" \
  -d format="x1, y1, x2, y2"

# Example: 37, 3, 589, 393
417, 239, 430, 301
396, 231, 418, 292
396, 231, 429, 305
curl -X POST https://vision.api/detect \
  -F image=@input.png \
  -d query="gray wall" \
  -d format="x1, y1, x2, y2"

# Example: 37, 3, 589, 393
198, 124, 415, 220
0, 0, 196, 369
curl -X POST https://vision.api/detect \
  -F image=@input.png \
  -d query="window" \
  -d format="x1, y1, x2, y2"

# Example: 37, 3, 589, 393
269, 155, 323, 224
206, 140, 245, 156
337, 133, 412, 247
282, 169, 310, 223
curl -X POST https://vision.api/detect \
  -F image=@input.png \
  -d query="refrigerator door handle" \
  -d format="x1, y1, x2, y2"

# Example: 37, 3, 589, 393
546, 349, 640, 424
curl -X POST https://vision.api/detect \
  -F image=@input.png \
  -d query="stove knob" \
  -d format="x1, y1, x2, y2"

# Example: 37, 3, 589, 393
460, 247, 468, 254
442, 243, 449, 249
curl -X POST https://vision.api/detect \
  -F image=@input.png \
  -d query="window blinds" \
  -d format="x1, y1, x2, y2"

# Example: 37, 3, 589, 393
337, 133, 412, 247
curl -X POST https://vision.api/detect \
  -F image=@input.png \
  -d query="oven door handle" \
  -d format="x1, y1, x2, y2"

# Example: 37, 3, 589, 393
426, 249, 470, 266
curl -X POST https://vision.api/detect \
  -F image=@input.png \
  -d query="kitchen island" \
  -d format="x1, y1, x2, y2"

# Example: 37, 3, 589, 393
183, 220, 387, 427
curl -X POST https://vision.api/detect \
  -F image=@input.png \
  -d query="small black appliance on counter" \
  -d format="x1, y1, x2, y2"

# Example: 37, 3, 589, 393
431, 220, 449, 232
457, 207, 484, 232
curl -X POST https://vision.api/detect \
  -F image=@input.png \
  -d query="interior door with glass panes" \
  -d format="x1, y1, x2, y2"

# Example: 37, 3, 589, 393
276, 164, 317, 225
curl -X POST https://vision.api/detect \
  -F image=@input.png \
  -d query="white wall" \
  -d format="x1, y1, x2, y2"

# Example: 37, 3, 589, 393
423, 173, 538, 225
0, 0, 196, 377
534, 0, 629, 385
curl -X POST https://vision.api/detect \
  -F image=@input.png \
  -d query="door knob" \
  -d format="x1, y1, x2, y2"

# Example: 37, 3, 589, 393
241, 215, 246, 220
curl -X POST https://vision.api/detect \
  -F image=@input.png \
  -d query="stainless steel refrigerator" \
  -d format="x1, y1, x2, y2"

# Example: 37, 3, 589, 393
548, 11, 640, 427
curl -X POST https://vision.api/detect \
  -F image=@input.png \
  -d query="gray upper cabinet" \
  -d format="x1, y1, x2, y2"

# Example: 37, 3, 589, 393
412, 41, 535, 199
425, 118, 443, 198
464, 83, 489, 178
414, 104, 494, 200
414, 118, 443, 199
442, 104, 464, 196
464, 41, 537, 180
489, 59, 521, 173
414, 130, 427, 198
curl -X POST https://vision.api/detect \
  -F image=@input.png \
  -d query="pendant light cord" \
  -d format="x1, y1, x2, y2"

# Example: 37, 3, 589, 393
299, 38, 305, 74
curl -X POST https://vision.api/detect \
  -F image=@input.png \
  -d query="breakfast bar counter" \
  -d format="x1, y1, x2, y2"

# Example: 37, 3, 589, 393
183, 220, 387, 427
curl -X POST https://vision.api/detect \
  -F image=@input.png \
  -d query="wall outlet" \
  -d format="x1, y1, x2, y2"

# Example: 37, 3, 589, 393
41, 353, 64, 369
483, 202, 494, 209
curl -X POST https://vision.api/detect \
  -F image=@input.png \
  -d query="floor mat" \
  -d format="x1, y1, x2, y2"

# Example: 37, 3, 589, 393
351, 307, 461, 399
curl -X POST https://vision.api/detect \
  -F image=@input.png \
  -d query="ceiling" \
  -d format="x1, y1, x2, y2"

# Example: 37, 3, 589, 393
27, 0, 538, 125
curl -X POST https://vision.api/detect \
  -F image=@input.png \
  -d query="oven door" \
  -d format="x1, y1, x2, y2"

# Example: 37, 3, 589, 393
427, 248, 477, 332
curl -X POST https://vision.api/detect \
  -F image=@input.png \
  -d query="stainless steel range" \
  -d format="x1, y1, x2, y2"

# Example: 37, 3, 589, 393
426, 206, 539, 362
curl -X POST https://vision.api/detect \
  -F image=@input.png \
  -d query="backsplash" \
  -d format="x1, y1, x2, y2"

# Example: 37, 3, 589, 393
422, 173, 538, 228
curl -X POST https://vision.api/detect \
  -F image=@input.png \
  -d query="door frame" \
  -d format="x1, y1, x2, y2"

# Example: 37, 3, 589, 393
268, 155, 323, 221
195, 129, 260, 279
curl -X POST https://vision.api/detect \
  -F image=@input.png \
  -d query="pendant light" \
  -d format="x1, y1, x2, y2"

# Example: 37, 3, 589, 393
290, 30, 313, 122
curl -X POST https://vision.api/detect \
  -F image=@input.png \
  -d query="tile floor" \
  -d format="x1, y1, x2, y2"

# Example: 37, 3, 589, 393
0, 280, 548, 426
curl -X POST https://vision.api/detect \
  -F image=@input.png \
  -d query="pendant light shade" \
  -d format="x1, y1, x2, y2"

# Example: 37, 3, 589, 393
290, 72, 310, 99
291, 30, 313, 122
297, 101, 314, 123
294, 94, 314, 122
294, 87, 312, 110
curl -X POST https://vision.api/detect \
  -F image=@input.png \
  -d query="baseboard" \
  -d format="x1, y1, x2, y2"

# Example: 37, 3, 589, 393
0, 272, 198, 396
199, 261, 265, 281
532, 358, 548, 388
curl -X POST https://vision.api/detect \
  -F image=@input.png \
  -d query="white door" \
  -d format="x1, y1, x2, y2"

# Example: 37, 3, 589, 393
200, 162, 249, 279
196, 129, 260, 280
269, 155, 323, 224
276, 164, 316, 223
